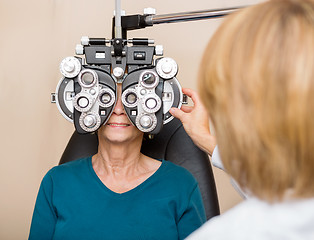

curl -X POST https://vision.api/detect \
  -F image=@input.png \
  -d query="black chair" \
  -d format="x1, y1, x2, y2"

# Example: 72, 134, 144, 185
59, 118, 220, 220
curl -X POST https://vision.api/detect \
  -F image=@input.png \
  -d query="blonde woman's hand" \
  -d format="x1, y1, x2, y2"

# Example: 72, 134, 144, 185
169, 88, 216, 155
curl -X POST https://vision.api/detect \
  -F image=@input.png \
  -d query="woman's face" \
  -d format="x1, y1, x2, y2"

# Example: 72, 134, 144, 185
98, 83, 143, 143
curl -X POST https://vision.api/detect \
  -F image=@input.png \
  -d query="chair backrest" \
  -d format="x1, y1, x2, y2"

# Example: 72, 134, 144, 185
59, 118, 220, 220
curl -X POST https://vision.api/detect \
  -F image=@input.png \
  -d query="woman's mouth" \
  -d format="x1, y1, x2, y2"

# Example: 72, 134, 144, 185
107, 123, 130, 127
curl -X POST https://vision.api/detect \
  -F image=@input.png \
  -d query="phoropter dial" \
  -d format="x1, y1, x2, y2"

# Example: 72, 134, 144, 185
136, 113, 157, 132
156, 57, 178, 79
79, 112, 101, 132
60, 57, 82, 78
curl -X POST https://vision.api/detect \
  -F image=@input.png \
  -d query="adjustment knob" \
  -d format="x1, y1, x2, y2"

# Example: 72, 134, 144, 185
83, 114, 97, 128
156, 57, 178, 79
155, 45, 163, 56
136, 113, 157, 132
81, 36, 90, 46
89, 89, 96, 95
162, 63, 172, 74
113, 67, 124, 79
64, 61, 74, 72
76, 44, 84, 55
60, 57, 81, 78
140, 115, 153, 128
79, 112, 101, 132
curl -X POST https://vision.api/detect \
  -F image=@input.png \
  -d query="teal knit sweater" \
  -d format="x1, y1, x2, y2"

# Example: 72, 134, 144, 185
29, 157, 206, 240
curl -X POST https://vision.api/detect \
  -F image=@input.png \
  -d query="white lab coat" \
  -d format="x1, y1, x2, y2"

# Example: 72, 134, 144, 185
186, 196, 314, 240
187, 147, 314, 240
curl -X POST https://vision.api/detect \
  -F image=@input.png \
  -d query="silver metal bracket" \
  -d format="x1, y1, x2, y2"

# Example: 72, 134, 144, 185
51, 93, 56, 103
182, 94, 188, 104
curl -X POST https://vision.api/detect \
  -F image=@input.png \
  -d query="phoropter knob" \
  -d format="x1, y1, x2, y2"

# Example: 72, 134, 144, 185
79, 112, 101, 132
81, 36, 90, 46
76, 44, 84, 55
156, 57, 178, 79
60, 57, 81, 78
155, 45, 163, 56
140, 115, 153, 128
136, 113, 157, 132
83, 114, 97, 128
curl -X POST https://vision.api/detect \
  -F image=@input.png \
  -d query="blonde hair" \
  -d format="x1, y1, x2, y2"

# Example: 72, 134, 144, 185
199, 0, 314, 201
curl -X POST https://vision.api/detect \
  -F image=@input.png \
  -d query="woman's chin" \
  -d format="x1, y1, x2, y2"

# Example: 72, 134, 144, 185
103, 130, 143, 143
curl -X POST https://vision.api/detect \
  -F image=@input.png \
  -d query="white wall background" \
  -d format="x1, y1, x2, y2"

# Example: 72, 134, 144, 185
0, 0, 262, 239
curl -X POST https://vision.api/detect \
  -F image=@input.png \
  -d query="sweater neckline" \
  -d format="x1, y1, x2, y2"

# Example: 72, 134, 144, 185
87, 156, 165, 198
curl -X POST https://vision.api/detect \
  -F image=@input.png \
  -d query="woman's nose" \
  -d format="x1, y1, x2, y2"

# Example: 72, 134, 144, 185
113, 93, 125, 115
113, 83, 125, 115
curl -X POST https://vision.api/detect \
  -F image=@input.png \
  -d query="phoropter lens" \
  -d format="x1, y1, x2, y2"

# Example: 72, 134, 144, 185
100, 93, 111, 104
142, 73, 156, 86
121, 88, 138, 108
97, 87, 115, 108
126, 93, 137, 104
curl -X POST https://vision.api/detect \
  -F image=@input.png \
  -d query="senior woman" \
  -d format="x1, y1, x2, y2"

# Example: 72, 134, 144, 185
172, 0, 314, 239
28, 84, 206, 240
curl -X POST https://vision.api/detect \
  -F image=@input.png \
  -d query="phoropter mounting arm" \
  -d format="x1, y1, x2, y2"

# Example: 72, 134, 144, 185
112, 6, 243, 38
